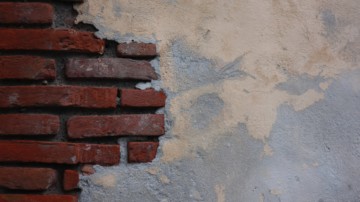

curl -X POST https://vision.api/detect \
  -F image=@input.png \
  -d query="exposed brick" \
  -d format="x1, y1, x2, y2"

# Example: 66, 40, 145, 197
117, 42, 157, 58
0, 141, 120, 165
0, 194, 77, 202
128, 142, 159, 163
120, 89, 166, 107
0, 55, 56, 80
0, 167, 56, 190
67, 114, 165, 139
0, 29, 105, 54
63, 170, 79, 191
0, 86, 117, 109
0, 56, 55, 80
0, 114, 59, 136
0, 3, 53, 25
66, 58, 157, 80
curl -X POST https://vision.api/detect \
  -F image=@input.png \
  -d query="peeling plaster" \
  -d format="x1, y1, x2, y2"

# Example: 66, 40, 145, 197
75, 0, 360, 201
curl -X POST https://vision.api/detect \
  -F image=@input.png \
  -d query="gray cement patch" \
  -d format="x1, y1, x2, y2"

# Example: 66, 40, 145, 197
189, 93, 224, 129
170, 40, 246, 92
276, 74, 326, 95
260, 69, 360, 202
321, 9, 337, 38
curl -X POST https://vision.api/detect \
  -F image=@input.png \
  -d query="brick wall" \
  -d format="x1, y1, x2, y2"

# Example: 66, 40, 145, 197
0, 1, 165, 201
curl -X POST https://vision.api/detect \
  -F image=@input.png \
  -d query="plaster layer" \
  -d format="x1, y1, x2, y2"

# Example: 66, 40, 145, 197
75, 0, 360, 201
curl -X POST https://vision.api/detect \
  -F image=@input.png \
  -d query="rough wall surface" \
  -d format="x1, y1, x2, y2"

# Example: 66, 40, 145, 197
75, 0, 360, 201
0, 1, 164, 200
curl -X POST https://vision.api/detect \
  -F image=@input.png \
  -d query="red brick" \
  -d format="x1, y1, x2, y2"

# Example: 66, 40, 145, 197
0, 56, 55, 80
0, 29, 105, 54
0, 167, 56, 190
0, 114, 59, 136
63, 170, 79, 191
120, 89, 166, 107
66, 58, 157, 80
0, 3, 53, 25
128, 142, 159, 163
67, 114, 165, 139
0, 194, 77, 202
0, 141, 120, 165
0, 86, 117, 109
117, 42, 157, 58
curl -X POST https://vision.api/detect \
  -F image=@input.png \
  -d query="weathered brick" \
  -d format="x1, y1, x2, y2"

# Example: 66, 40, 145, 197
66, 58, 157, 80
0, 114, 59, 136
0, 194, 77, 202
63, 170, 79, 191
0, 29, 105, 54
67, 114, 165, 139
117, 42, 157, 58
128, 142, 159, 163
0, 167, 56, 190
0, 86, 117, 109
120, 89, 166, 107
0, 3, 53, 25
0, 141, 120, 165
0, 56, 55, 80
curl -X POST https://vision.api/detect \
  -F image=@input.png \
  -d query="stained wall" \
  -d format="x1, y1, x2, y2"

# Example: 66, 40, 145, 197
75, 1, 360, 201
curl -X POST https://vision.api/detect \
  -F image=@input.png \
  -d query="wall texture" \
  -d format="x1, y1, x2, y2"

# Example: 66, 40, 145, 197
73, 0, 360, 201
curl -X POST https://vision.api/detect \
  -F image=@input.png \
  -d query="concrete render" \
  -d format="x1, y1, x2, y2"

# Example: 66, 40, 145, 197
75, 0, 360, 201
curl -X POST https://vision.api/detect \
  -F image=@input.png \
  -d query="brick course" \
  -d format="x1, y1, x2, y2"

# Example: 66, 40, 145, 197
117, 42, 157, 58
0, 29, 105, 54
0, 86, 117, 109
0, 114, 59, 135
0, 194, 77, 202
0, 56, 56, 80
120, 89, 166, 107
0, 3, 54, 25
0, 141, 120, 165
0, 167, 57, 190
66, 58, 157, 80
67, 114, 165, 139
